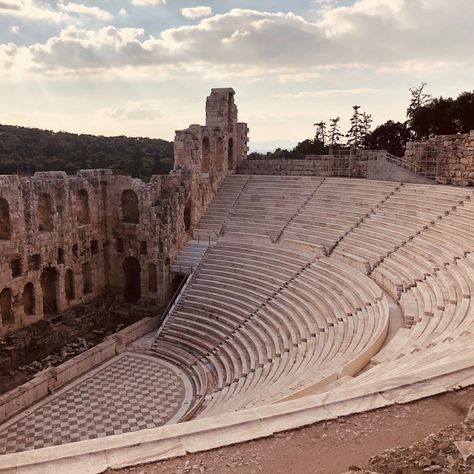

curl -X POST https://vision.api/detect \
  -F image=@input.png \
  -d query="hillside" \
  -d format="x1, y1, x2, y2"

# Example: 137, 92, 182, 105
0, 124, 174, 178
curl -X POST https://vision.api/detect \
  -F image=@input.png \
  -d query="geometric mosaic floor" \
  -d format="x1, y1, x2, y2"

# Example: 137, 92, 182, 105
0, 352, 193, 455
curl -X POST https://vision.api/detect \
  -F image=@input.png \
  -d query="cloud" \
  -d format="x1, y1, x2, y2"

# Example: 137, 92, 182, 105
11, 25, 19, 34
6, 1, 474, 80
99, 100, 164, 121
275, 88, 380, 98
0, 0, 67, 22
181, 6, 212, 19
0, 42, 19, 72
131, 0, 166, 5
58, 2, 113, 21
119, 8, 127, 16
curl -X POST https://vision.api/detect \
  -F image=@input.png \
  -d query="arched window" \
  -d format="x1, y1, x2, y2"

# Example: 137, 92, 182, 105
0, 288, 13, 324
123, 257, 141, 303
65, 269, 75, 301
148, 263, 157, 293
38, 193, 54, 232
82, 263, 92, 295
215, 137, 224, 172
228, 137, 234, 170
40, 268, 58, 315
121, 190, 139, 224
76, 189, 90, 224
22, 283, 35, 316
202, 137, 210, 173
0, 198, 11, 240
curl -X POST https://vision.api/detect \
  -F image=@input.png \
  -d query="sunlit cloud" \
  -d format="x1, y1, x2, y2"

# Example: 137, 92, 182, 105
181, 6, 212, 19
58, 1, 113, 21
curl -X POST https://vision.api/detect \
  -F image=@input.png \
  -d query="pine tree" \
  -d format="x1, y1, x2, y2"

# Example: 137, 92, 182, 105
407, 82, 431, 124
346, 105, 362, 149
360, 112, 373, 147
328, 117, 342, 147
313, 121, 326, 145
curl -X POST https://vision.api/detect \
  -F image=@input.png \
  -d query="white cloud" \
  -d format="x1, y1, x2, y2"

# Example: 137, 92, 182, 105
0, 0, 67, 22
119, 8, 127, 16
11, 25, 19, 34
181, 6, 212, 19
276, 88, 380, 98
4, 1, 474, 81
58, 2, 113, 21
131, 0, 166, 5
99, 100, 163, 121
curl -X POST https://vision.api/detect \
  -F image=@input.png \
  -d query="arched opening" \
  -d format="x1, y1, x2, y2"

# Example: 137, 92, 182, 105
76, 189, 90, 224
40, 268, 58, 315
65, 269, 75, 301
57, 248, 65, 264
0, 288, 13, 324
201, 137, 210, 173
227, 137, 234, 170
121, 190, 139, 224
0, 198, 11, 240
82, 263, 92, 295
148, 263, 157, 293
38, 193, 54, 232
22, 283, 35, 316
215, 137, 224, 172
123, 257, 141, 303
184, 200, 192, 232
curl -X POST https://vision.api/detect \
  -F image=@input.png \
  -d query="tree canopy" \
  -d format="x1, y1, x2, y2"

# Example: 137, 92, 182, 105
0, 124, 174, 178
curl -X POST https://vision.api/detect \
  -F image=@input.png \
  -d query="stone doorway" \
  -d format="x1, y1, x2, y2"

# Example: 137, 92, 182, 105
40, 268, 58, 315
123, 257, 141, 303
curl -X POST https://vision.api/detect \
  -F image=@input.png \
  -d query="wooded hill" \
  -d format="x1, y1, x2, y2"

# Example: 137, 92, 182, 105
0, 124, 174, 179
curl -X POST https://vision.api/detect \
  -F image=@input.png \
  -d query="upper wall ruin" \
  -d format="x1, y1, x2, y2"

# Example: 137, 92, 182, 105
0, 89, 248, 337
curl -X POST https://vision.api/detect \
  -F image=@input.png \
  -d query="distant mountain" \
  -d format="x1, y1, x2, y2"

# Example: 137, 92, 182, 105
0, 124, 174, 179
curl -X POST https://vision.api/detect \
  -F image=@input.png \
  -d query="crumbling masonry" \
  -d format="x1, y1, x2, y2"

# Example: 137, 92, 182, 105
0, 88, 249, 339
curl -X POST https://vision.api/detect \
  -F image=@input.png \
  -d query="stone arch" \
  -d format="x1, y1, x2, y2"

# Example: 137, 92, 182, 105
202, 137, 210, 173
38, 193, 54, 232
65, 269, 75, 301
76, 189, 90, 224
123, 257, 141, 303
121, 190, 139, 224
82, 263, 92, 295
148, 263, 157, 293
215, 137, 224, 172
228, 137, 234, 170
0, 198, 11, 240
40, 268, 58, 315
0, 288, 13, 324
22, 282, 35, 316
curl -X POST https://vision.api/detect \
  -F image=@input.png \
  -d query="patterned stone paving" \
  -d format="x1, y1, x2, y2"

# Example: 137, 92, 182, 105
0, 352, 192, 455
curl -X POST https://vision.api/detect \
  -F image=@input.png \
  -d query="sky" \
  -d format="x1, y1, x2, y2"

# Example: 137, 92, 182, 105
0, 0, 473, 151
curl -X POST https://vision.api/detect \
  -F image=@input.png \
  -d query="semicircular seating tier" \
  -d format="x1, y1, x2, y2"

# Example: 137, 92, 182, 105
151, 241, 389, 416
152, 175, 474, 421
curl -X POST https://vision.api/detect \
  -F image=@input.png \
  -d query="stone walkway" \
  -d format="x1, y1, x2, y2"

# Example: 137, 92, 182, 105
0, 352, 193, 455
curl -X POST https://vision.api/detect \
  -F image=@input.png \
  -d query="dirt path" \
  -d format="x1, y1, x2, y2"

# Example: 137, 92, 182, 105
108, 386, 474, 474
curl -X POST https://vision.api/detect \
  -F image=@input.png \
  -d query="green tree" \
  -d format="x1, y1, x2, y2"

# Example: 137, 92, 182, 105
363, 121, 411, 157
407, 82, 432, 126
327, 117, 343, 148
346, 105, 363, 149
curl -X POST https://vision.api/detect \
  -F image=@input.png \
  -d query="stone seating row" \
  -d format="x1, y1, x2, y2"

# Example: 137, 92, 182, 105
345, 251, 474, 390
194, 175, 249, 238
333, 184, 473, 272
216, 176, 323, 240
152, 240, 389, 415
282, 178, 400, 252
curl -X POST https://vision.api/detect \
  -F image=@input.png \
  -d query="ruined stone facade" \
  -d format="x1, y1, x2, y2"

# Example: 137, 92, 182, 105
404, 131, 474, 184
0, 88, 248, 337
